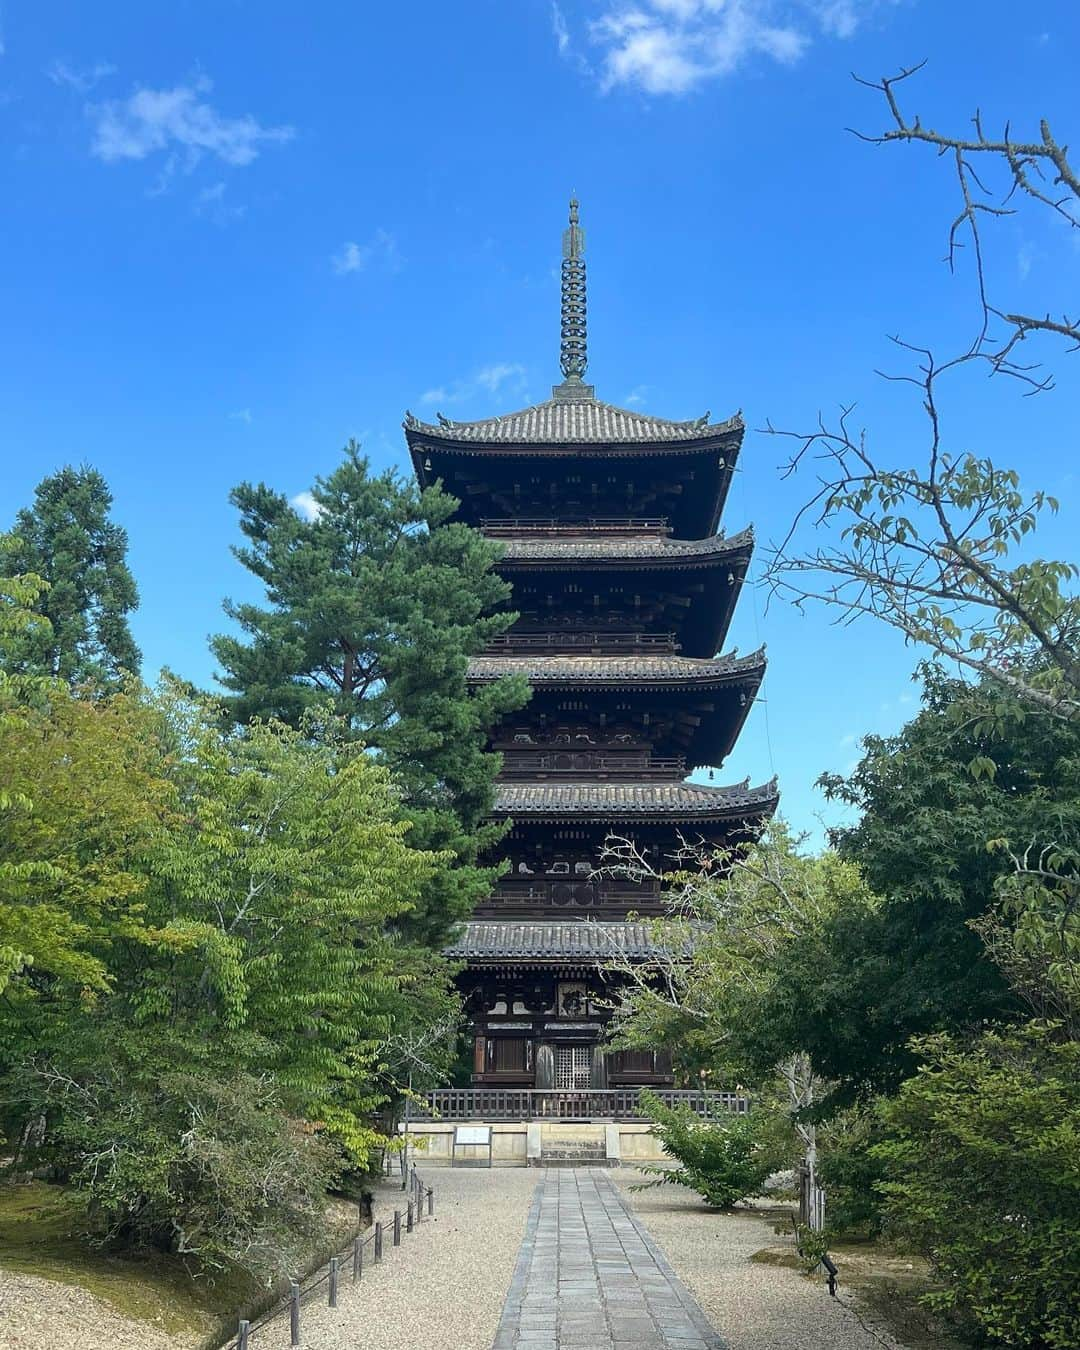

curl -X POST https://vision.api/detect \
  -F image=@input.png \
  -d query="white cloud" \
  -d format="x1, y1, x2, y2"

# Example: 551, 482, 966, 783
197, 179, 245, 224
552, 0, 595, 75
47, 59, 117, 93
476, 362, 527, 394
1017, 240, 1035, 281
586, 0, 886, 95
812, 0, 860, 38
552, 1, 571, 52
332, 228, 399, 275
623, 384, 649, 405
291, 491, 323, 521
420, 362, 528, 408
90, 76, 293, 167
229, 407, 253, 424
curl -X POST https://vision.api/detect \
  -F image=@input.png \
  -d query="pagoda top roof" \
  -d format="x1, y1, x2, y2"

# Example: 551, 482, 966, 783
446, 919, 689, 962
404, 390, 742, 451
468, 648, 765, 686
498, 526, 752, 564
492, 777, 779, 821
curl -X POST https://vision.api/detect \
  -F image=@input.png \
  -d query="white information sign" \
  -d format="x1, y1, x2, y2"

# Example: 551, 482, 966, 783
454, 1126, 492, 1145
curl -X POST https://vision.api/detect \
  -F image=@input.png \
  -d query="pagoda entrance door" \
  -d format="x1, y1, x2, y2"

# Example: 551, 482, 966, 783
555, 1045, 591, 1090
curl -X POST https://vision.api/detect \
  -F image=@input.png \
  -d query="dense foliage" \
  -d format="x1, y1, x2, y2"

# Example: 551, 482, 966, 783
3, 466, 140, 686
635, 1091, 781, 1209
877, 1025, 1080, 1349
0, 673, 459, 1275
210, 443, 528, 945
802, 668, 1080, 1099
0, 455, 492, 1280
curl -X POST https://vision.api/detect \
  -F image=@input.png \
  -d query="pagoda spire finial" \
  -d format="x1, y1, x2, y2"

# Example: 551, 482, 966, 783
559, 196, 588, 385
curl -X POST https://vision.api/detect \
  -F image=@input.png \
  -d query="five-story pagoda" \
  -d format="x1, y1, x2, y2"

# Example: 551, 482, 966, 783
405, 202, 777, 1103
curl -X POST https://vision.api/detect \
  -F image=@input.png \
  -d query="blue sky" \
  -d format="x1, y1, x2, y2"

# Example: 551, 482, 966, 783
2, 1, 1078, 842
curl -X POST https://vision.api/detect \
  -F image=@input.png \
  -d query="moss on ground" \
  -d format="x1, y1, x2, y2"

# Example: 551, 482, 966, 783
0, 1180, 256, 1345
751, 1239, 969, 1350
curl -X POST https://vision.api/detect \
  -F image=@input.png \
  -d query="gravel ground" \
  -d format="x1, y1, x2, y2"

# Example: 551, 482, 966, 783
256, 1168, 540, 1350
0, 1271, 176, 1350
610, 1170, 904, 1350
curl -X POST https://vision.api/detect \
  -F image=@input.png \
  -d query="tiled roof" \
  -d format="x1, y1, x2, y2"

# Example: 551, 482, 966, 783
404, 398, 741, 447
445, 919, 689, 961
493, 778, 779, 818
468, 648, 765, 684
498, 526, 752, 563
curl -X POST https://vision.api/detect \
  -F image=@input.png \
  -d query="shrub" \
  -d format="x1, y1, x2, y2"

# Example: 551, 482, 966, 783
816, 1106, 888, 1238
876, 1023, 1080, 1349
636, 1090, 778, 1208
15, 1033, 342, 1282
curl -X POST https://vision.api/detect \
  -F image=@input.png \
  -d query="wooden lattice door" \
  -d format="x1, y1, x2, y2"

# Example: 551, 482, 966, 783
555, 1045, 591, 1090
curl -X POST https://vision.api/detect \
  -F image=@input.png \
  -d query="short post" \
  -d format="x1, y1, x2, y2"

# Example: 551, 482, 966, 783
427, 1185, 433, 1217
407, 1199, 414, 1232
329, 1255, 339, 1307
374, 1220, 383, 1261
393, 1209, 402, 1245
353, 1234, 363, 1281
290, 1280, 301, 1347
238, 1320, 250, 1350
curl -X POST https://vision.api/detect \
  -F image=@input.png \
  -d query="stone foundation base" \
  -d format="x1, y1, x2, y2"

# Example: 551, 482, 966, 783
398, 1120, 672, 1168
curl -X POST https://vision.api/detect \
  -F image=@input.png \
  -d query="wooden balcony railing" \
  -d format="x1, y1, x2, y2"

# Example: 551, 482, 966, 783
499, 751, 686, 777
483, 878, 661, 910
481, 517, 670, 536
487, 631, 679, 652
413, 1088, 748, 1121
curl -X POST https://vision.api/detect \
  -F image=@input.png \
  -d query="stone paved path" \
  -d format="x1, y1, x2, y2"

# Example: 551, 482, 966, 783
493, 1169, 724, 1350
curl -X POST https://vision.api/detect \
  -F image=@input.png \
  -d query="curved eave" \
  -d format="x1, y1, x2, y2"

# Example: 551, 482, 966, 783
495, 527, 753, 571
404, 405, 743, 452
492, 779, 780, 826
468, 649, 766, 692
445, 919, 695, 963
407, 426, 742, 461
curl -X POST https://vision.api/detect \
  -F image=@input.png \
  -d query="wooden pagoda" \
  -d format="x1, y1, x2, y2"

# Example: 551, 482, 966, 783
405, 201, 777, 1107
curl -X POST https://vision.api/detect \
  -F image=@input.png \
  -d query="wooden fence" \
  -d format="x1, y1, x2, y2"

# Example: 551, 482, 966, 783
417, 1087, 748, 1121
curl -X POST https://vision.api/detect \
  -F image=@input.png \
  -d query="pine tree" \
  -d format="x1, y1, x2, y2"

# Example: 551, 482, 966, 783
211, 442, 529, 942
5, 466, 140, 685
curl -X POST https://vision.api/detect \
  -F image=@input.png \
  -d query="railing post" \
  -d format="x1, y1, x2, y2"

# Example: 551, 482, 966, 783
329, 1256, 339, 1307
393, 1210, 401, 1245
406, 1199, 414, 1232
290, 1279, 301, 1346
353, 1235, 362, 1280
238, 1319, 250, 1350
374, 1220, 383, 1261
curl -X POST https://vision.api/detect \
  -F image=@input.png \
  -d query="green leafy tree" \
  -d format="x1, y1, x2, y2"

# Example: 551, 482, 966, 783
635, 1090, 782, 1209
210, 443, 528, 943
602, 826, 880, 1170
877, 1024, 1080, 1349
149, 694, 453, 1161
1, 684, 461, 1275
809, 668, 1080, 1100
5, 466, 140, 686
0, 681, 176, 1012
